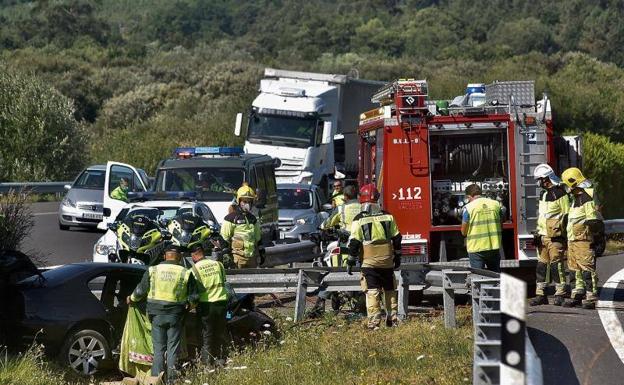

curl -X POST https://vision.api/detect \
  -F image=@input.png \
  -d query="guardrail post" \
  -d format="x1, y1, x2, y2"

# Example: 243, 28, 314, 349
294, 269, 308, 322
442, 269, 456, 328
500, 273, 527, 385
398, 270, 409, 320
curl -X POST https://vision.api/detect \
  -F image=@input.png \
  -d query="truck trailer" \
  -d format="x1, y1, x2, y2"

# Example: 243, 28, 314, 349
236, 68, 384, 192
358, 79, 578, 265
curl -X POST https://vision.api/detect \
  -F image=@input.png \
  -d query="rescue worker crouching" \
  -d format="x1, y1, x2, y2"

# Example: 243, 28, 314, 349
128, 244, 197, 383
561, 167, 604, 309
347, 184, 402, 330
220, 183, 265, 269
190, 244, 229, 368
310, 185, 361, 316
530, 163, 570, 307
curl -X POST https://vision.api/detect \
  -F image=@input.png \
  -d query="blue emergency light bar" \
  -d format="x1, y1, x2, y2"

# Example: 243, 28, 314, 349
174, 146, 244, 158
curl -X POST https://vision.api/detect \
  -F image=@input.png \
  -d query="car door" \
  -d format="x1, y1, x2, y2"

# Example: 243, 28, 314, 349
100, 161, 148, 230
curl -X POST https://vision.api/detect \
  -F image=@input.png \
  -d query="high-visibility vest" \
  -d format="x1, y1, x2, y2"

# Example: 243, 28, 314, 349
465, 197, 502, 253
147, 264, 190, 305
351, 211, 400, 268
536, 186, 569, 238
331, 192, 345, 207
193, 259, 228, 303
220, 212, 261, 260
567, 189, 599, 242
339, 201, 362, 230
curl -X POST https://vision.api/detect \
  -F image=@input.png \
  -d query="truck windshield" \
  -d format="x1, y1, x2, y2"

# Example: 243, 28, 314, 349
278, 188, 313, 210
248, 114, 316, 148
155, 168, 243, 201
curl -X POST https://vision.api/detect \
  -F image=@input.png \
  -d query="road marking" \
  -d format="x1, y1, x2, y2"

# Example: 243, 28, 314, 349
598, 268, 624, 363
33, 211, 58, 216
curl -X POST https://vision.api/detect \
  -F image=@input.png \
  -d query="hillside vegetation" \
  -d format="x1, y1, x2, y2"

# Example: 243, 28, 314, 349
0, 0, 623, 213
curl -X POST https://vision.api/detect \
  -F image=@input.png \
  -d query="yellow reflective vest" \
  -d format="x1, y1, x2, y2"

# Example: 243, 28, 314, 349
146, 264, 191, 305
331, 192, 345, 207
464, 197, 502, 253
192, 259, 228, 303
321, 201, 362, 230
536, 185, 570, 238
350, 211, 400, 268
567, 189, 599, 242
220, 210, 262, 260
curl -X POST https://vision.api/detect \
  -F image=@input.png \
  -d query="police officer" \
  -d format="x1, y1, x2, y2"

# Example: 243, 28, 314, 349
110, 177, 129, 202
530, 164, 570, 307
461, 184, 503, 272
190, 244, 229, 367
561, 167, 604, 309
220, 183, 264, 268
128, 245, 196, 382
347, 184, 402, 330
330, 180, 345, 208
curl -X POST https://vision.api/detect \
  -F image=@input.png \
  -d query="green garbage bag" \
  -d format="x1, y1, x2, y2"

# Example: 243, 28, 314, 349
119, 304, 191, 381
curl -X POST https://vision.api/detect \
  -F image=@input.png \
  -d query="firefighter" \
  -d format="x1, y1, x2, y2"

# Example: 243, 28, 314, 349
330, 180, 345, 208
561, 167, 604, 309
190, 244, 229, 367
530, 163, 570, 307
220, 183, 264, 268
347, 184, 402, 330
128, 245, 196, 382
310, 185, 361, 316
461, 184, 503, 273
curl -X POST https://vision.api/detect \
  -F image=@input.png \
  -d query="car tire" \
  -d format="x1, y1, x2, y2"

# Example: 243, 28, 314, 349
59, 222, 70, 231
59, 329, 110, 376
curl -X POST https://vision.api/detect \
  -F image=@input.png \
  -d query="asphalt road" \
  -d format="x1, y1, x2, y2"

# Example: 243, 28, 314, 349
22, 201, 102, 266
528, 253, 624, 385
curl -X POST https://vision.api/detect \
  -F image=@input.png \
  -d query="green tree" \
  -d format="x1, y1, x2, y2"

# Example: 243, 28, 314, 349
0, 68, 86, 181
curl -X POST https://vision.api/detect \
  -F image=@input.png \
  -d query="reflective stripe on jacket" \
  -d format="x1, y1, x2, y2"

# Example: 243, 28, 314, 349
465, 197, 502, 253
147, 264, 190, 305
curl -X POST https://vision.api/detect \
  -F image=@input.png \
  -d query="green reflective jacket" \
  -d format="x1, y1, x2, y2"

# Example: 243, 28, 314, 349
146, 264, 190, 305
536, 185, 570, 237
567, 189, 599, 241
465, 197, 502, 253
192, 259, 228, 303
110, 186, 128, 202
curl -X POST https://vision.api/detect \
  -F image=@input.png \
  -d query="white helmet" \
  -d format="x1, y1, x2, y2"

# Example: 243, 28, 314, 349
533, 163, 561, 184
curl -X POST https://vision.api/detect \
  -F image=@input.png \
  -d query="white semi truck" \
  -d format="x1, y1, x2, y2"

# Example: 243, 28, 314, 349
235, 68, 384, 192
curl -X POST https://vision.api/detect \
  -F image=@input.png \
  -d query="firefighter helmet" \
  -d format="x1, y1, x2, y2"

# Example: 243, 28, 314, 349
562, 167, 586, 189
236, 183, 256, 202
359, 184, 380, 204
533, 163, 562, 185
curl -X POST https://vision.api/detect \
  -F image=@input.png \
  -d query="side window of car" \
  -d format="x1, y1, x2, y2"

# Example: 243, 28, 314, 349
110, 165, 145, 196
248, 166, 257, 190
255, 165, 267, 193
87, 274, 108, 302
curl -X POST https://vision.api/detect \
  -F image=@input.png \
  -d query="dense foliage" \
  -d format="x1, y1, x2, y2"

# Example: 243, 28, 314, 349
0, 0, 622, 213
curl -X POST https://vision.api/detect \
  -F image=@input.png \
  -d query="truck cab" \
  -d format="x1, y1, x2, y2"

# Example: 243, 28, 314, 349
99, 147, 280, 245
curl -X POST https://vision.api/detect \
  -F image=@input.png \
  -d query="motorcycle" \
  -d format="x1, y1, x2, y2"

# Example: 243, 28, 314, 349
108, 211, 171, 266
167, 210, 223, 268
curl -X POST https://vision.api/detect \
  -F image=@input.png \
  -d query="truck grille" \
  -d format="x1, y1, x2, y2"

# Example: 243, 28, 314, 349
275, 158, 304, 179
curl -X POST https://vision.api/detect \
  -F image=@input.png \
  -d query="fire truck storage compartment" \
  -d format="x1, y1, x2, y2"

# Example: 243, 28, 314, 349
429, 130, 510, 226
428, 228, 515, 262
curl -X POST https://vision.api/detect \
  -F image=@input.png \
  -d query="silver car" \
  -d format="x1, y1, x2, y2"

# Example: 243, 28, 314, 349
58, 165, 149, 230
277, 183, 329, 241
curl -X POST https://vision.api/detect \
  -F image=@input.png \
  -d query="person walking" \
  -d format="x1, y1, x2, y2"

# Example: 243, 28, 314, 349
461, 184, 503, 272
128, 245, 196, 382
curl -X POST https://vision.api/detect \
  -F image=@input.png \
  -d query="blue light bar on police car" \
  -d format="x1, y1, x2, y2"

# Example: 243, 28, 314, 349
174, 147, 244, 158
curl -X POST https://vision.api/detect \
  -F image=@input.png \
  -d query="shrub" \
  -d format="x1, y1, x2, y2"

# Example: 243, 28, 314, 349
0, 191, 34, 252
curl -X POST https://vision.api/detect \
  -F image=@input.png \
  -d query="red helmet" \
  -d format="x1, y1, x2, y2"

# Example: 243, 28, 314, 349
359, 184, 380, 204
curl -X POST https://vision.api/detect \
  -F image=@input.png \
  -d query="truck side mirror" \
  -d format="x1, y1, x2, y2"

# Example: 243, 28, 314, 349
321, 121, 332, 144
234, 112, 243, 137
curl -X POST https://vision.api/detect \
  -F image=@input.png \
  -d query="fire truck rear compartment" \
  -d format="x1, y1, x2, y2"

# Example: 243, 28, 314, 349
429, 131, 510, 226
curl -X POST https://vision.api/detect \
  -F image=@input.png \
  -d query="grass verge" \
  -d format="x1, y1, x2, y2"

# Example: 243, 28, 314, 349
0, 309, 473, 385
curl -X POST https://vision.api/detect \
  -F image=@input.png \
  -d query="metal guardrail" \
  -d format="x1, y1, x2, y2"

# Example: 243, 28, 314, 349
0, 182, 70, 195
605, 219, 624, 235
225, 264, 542, 384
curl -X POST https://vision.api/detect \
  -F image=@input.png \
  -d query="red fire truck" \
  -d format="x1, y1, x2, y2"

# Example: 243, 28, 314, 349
358, 80, 576, 264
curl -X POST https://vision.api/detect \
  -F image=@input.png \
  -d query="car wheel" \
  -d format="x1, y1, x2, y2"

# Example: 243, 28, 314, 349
60, 329, 110, 376
59, 222, 70, 231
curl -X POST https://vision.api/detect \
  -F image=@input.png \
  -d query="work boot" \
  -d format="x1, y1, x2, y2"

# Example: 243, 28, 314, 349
529, 295, 548, 306
553, 295, 564, 306
581, 299, 596, 310
562, 295, 582, 308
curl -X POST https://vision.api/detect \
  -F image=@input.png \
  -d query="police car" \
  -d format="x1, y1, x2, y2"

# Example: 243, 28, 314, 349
98, 147, 280, 245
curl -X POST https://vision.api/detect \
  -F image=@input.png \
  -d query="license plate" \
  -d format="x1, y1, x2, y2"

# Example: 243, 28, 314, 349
402, 255, 427, 264
83, 213, 103, 220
